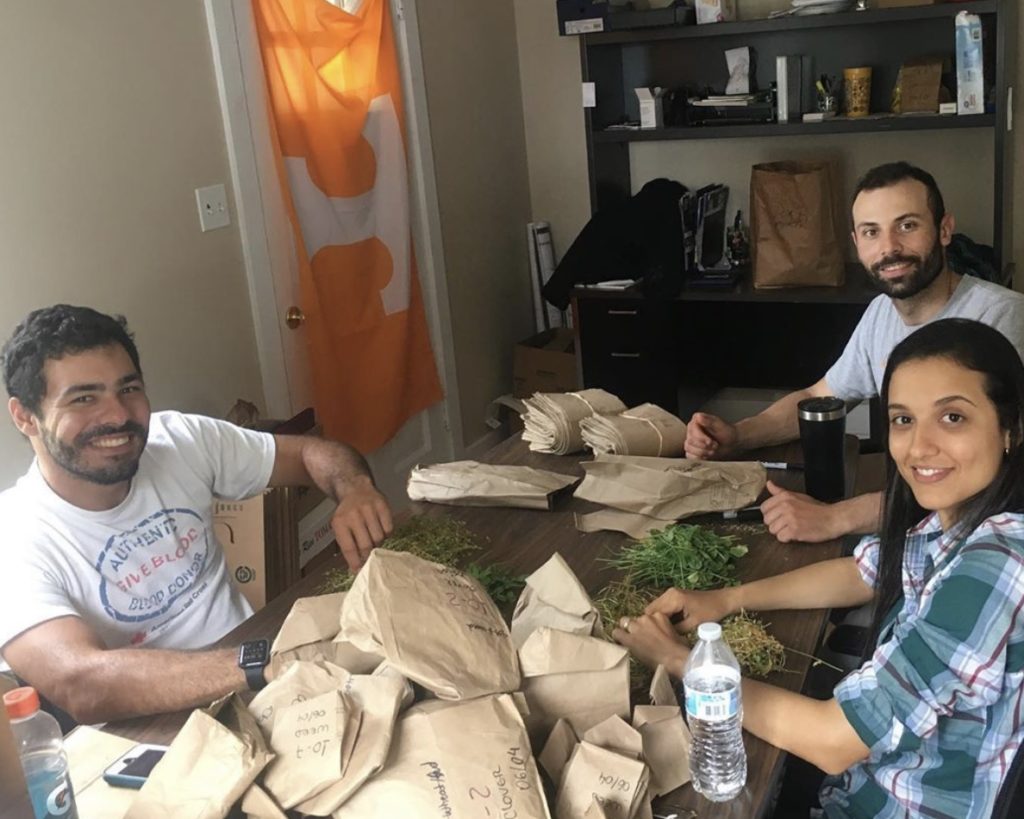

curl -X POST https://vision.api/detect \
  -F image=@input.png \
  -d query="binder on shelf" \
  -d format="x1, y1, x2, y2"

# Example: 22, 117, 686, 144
775, 55, 805, 123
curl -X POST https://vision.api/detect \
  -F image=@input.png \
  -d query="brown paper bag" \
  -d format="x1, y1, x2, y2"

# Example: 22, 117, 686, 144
407, 461, 578, 509
125, 703, 272, 819
539, 718, 579, 786
580, 404, 687, 457
241, 783, 288, 819
582, 716, 644, 760
518, 628, 631, 743
522, 390, 627, 455
511, 553, 604, 649
648, 665, 678, 709
335, 695, 552, 818
249, 660, 350, 733
339, 549, 521, 699
632, 705, 691, 796
574, 455, 766, 531
554, 741, 650, 819
751, 160, 845, 288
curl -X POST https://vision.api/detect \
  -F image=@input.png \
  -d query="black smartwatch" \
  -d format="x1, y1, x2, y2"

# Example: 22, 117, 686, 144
238, 639, 270, 691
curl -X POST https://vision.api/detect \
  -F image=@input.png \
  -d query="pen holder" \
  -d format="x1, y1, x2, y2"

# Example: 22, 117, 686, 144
817, 93, 837, 114
843, 66, 872, 117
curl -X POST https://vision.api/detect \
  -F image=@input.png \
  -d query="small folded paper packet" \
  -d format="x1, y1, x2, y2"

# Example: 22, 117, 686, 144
518, 627, 630, 746
580, 403, 687, 457
125, 695, 272, 819
554, 740, 650, 819
407, 460, 577, 510
539, 718, 578, 786
522, 389, 627, 454
511, 553, 604, 649
632, 705, 692, 796
582, 716, 643, 760
339, 549, 521, 700
334, 694, 552, 819
574, 455, 766, 536
268, 593, 382, 677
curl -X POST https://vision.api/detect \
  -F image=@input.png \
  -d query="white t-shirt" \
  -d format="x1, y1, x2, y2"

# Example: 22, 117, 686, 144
0, 411, 276, 662
825, 276, 1024, 401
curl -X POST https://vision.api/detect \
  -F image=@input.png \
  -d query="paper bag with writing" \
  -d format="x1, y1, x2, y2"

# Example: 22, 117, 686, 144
554, 741, 650, 819
632, 705, 691, 796
335, 695, 552, 819
125, 702, 272, 819
249, 660, 350, 733
580, 404, 687, 457
268, 592, 382, 677
511, 552, 604, 649
339, 549, 520, 699
523, 389, 627, 455
407, 461, 578, 510
518, 627, 630, 744
293, 668, 413, 816
751, 160, 845, 289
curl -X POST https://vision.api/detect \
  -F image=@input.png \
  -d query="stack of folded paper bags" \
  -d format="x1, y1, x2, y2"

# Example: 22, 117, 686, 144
123, 549, 692, 819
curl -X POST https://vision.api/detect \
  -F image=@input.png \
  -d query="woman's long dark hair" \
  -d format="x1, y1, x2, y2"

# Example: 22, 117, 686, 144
864, 318, 1024, 654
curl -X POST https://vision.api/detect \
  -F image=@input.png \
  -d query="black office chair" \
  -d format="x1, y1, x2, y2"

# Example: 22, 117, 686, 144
991, 742, 1024, 819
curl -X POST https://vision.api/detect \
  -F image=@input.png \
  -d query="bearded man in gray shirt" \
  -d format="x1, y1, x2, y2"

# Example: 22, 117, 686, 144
685, 161, 1024, 543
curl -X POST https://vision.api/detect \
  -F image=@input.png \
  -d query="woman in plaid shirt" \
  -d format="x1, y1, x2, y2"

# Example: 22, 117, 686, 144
615, 318, 1024, 818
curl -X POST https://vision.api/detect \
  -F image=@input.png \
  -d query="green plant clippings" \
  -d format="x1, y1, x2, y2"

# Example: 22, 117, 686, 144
605, 523, 749, 590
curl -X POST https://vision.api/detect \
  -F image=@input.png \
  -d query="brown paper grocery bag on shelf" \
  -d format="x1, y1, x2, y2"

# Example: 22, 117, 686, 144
511, 553, 604, 649
518, 627, 630, 744
751, 160, 845, 289
407, 460, 578, 510
125, 704, 272, 819
335, 695, 552, 819
339, 549, 520, 699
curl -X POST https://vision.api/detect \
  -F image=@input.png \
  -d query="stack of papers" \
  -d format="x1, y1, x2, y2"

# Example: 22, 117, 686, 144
522, 389, 626, 454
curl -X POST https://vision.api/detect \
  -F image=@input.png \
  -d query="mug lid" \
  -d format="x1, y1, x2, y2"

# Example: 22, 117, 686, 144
798, 396, 846, 422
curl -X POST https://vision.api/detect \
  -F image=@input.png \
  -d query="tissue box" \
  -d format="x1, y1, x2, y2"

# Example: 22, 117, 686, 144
635, 87, 665, 129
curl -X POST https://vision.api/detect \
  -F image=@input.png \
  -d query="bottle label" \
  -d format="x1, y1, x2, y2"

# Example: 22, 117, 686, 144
685, 686, 739, 722
26, 768, 77, 819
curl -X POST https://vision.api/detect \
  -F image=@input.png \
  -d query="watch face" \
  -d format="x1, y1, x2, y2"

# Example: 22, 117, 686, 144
239, 639, 270, 668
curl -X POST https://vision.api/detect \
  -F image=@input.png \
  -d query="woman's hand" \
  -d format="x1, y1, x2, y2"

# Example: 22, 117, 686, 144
644, 586, 738, 633
612, 612, 690, 677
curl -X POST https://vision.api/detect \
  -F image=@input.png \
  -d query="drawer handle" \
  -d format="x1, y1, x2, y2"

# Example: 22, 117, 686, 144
606, 309, 638, 316
610, 352, 641, 359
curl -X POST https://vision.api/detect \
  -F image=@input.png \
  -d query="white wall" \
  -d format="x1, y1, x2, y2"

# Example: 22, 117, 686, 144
0, 1, 265, 488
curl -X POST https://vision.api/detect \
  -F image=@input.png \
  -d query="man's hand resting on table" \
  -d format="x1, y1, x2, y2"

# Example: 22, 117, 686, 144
684, 412, 740, 460
760, 481, 882, 544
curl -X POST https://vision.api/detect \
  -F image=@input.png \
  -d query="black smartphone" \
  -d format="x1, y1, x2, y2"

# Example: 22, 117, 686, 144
102, 744, 169, 789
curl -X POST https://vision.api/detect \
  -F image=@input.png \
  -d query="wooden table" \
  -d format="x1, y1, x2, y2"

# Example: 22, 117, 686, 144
107, 435, 864, 819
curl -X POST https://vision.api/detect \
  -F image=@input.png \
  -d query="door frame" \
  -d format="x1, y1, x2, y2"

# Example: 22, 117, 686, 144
202, 0, 463, 454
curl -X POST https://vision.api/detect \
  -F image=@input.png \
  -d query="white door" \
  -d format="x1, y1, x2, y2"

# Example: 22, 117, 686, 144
204, 0, 459, 506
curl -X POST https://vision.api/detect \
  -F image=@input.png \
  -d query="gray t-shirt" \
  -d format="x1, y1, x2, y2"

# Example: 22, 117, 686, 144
825, 276, 1024, 401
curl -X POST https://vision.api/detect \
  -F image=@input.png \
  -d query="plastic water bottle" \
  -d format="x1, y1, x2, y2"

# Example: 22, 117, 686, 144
3, 687, 78, 819
683, 622, 747, 802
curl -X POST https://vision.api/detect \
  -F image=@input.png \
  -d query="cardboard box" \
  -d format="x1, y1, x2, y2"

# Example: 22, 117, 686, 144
513, 328, 579, 399
635, 87, 664, 129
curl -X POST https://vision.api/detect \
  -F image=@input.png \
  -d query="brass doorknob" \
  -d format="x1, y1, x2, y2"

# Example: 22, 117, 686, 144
284, 306, 305, 329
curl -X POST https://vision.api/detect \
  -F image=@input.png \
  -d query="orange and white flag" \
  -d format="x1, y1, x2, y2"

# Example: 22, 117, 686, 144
253, 0, 443, 453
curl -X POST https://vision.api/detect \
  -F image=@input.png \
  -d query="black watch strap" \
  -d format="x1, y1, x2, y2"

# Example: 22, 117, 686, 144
238, 639, 270, 691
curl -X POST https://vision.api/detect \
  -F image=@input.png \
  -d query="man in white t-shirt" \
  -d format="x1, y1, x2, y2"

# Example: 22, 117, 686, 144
0, 305, 394, 723
684, 161, 1024, 543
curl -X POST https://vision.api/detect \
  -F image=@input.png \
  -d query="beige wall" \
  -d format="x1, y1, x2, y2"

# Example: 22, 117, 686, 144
0, 1, 264, 488
515, 0, 1021, 286
417, 0, 535, 448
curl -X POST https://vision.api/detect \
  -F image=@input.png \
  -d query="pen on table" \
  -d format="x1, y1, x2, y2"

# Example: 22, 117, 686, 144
722, 505, 762, 521
759, 461, 804, 471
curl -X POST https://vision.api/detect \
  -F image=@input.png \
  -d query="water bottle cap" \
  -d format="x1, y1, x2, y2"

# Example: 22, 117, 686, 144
2, 686, 40, 720
697, 622, 722, 641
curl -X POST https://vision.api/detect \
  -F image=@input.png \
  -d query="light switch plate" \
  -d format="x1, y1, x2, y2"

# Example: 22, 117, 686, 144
195, 184, 230, 232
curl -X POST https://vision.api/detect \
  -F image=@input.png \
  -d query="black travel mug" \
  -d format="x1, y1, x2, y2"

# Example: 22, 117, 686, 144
798, 397, 847, 503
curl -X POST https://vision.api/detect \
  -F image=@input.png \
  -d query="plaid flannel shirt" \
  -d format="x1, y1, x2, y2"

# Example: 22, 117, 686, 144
819, 512, 1024, 819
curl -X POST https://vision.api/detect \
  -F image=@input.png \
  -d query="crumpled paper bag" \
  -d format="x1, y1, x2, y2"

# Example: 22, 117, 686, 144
240, 784, 287, 819
574, 455, 766, 536
632, 706, 691, 796
335, 695, 552, 818
580, 403, 686, 457
582, 716, 643, 760
522, 389, 627, 454
268, 593, 382, 677
339, 549, 521, 699
125, 695, 272, 819
649, 665, 678, 709
518, 627, 630, 744
407, 460, 578, 509
554, 740, 650, 819
539, 718, 578, 786
511, 553, 604, 649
